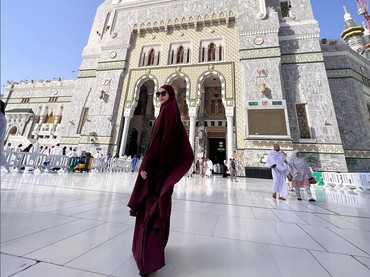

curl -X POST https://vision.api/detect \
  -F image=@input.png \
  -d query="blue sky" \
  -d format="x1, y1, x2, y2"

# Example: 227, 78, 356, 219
0, 0, 366, 93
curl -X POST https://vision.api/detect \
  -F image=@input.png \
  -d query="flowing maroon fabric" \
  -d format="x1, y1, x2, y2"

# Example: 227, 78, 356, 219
127, 85, 194, 276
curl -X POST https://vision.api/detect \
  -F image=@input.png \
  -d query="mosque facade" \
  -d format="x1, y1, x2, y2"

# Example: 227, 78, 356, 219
2, 0, 370, 173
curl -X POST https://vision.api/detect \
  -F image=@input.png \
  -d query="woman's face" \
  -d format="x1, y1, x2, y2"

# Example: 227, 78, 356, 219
157, 88, 170, 105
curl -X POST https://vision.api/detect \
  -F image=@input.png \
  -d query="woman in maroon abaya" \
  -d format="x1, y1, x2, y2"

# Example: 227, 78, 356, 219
127, 84, 194, 276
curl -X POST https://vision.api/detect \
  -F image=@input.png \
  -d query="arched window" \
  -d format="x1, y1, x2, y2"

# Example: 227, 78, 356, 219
187, 48, 191, 63
177, 46, 184, 64
208, 43, 216, 62
202, 47, 205, 62
148, 49, 155, 66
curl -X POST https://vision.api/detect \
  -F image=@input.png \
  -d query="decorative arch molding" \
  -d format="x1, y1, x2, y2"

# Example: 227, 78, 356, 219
124, 74, 159, 117
165, 72, 191, 99
133, 10, 236, 33
197, 70, 228, 109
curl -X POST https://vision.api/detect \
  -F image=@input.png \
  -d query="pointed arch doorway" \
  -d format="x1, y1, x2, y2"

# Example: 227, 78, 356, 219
198, 75, 227, 165
126, 79, 155, 156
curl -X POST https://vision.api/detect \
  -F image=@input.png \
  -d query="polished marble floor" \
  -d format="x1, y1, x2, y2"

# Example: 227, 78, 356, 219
1, 171, 370, 277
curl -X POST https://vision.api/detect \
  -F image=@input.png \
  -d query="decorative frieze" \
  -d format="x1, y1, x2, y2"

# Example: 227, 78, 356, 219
344, 150, 370, 159
244, 140, 293, 149
78, 70, 97, 78
326, 69, 370, 88
97, 60, 126, 71
243, 140, 345, 154
281, 52, 324, 64
279, 33, 319, 41
239, 29, 279, 37
240, 47, 281, 60
133, 11, 235, 33
6, 97, 72, 104
59, 137, 80, 144
294, 143, 344, 154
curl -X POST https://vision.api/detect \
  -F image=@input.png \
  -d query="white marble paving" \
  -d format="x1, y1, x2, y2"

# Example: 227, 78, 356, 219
300, 225, 369, 256
1, 172, 370, 276
310, 251, 370, 277
268, 245, 331, 277
0, 254, 37, 277
25, 222, 133, 265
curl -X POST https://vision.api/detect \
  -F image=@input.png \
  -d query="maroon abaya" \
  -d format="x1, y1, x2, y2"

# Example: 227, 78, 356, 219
127, 85, 194, 276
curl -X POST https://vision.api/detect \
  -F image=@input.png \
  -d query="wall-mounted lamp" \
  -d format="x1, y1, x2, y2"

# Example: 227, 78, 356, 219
99, 90, 106, 99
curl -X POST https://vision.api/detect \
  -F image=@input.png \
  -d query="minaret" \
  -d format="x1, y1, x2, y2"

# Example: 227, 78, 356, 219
362, 22, 370, 59
341, 6, 365, 54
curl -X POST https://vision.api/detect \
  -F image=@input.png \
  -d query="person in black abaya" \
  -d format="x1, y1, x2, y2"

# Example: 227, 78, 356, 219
127, 84, 194, 276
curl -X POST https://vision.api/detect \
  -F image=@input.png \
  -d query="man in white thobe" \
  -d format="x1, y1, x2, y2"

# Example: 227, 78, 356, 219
266, 144, 289, 200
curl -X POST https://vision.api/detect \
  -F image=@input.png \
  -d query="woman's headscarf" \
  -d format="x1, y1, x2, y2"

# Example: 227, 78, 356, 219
159, 84, 175, 102
289, 150, 312, 180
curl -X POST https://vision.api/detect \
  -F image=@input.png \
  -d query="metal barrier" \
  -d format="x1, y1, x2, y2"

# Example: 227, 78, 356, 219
322, 172, 343, 189
43, 155, 70, 172
4, 151, 69, 173
359, 173, 370, 190
92, 158, 105, 172
322, 172, 370, 192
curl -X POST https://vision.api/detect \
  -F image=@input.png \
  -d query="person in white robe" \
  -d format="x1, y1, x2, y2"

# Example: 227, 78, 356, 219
51, 143, 63, 155
205, 158, 213, 177
266, 144, 289, 200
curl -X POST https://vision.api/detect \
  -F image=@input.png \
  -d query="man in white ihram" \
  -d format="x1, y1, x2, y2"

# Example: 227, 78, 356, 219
266, 143, 289, 200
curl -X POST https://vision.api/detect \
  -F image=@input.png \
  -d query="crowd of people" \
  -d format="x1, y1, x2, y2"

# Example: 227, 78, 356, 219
3, 142, 80, 157
192, 157, 238, 181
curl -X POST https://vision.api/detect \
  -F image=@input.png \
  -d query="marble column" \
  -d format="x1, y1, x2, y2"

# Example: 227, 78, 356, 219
189, 115, 196, 151
119, 115, 131, 156
227, 115, 233, 159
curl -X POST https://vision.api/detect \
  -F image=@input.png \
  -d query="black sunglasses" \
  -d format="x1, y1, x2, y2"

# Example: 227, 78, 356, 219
155, 91, 167, 97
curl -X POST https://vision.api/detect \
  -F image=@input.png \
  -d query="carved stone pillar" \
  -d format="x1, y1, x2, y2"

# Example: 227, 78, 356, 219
227, 115, 233, 159
189, 115, 196, 152
119, 108, 133, 156
225, 105, 234, 159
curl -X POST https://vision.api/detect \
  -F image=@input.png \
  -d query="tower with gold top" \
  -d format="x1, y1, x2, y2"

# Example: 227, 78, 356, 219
341, 6, 367, 56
